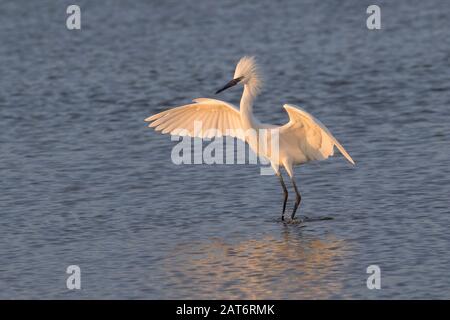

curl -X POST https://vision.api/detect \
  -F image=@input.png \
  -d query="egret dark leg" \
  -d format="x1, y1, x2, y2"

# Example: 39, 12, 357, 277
291, 178, 302, 220
277, 172, 288, 221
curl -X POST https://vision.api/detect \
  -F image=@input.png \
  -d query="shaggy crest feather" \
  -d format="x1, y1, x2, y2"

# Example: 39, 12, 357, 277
234, 56, 262, 96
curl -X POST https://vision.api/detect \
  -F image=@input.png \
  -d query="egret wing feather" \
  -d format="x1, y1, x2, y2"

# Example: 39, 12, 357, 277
145, 98, 244, 139
281, 104, 355, 165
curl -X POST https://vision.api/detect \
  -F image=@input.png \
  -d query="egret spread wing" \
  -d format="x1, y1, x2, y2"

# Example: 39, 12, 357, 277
280, 104, 355, 165
145, 98, 244, 139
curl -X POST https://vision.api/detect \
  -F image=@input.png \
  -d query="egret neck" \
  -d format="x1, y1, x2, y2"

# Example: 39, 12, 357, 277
240, 83, 259, 130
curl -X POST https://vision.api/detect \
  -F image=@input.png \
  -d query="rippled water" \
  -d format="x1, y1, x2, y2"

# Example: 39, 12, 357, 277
1, 0, 450, 299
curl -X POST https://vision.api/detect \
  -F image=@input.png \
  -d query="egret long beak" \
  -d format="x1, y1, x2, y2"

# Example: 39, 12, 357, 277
215, 77, 243, 94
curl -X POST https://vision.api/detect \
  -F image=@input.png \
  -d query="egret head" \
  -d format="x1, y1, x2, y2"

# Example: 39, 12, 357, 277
215, 56, 262, 96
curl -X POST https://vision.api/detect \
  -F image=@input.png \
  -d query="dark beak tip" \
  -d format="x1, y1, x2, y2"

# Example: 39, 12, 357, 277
215, 77, 241, 95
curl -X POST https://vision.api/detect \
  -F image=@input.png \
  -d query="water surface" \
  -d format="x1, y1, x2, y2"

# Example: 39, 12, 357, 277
1, 0, 450, 299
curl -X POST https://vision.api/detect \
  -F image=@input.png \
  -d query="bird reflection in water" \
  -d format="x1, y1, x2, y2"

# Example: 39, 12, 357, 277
164, 227, 350, 299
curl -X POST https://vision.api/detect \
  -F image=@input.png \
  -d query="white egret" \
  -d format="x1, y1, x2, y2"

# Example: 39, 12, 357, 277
145, 56, 355, 220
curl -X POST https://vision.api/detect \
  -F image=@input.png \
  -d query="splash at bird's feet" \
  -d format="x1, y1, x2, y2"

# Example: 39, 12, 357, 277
279, 215, 334, 224
287, 218, 304, 225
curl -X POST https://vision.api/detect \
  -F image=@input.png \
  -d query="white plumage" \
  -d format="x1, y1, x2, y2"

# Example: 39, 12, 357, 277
145, 56, 355, 220
146, 98, 243, 139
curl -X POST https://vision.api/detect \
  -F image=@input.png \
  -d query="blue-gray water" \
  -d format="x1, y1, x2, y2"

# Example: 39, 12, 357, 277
1, 0, 450, 299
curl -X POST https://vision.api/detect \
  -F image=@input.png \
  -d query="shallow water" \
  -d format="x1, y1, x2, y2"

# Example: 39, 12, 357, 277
1, 0, 450, 299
